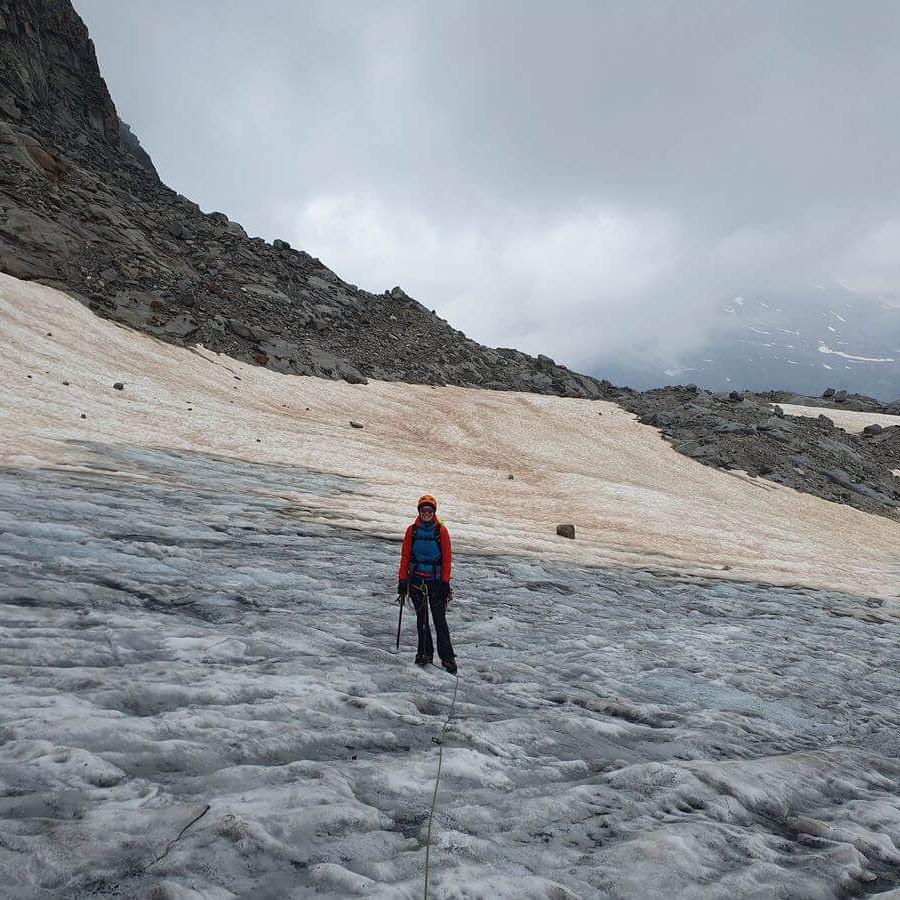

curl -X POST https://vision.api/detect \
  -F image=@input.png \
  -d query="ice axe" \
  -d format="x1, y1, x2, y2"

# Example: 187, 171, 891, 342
395, 592, 406, 652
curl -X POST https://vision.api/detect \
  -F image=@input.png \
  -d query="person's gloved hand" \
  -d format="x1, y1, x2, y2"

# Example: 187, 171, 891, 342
439, 580, 451, 603
397, 579, 408, 600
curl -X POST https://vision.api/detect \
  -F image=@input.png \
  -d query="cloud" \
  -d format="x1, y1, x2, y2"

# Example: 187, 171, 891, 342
73, 0, 900, 379
287, 192, 694, 368
834, 220, 900, 302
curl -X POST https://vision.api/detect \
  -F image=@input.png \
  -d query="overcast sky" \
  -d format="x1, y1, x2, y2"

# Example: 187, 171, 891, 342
75, 0, 900, 375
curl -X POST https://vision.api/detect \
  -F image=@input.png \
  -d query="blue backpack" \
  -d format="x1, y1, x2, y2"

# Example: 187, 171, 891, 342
411, 520, 442, 579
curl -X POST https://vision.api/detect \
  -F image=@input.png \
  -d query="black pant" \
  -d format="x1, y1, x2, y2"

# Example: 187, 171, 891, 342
410, 577, 455, 663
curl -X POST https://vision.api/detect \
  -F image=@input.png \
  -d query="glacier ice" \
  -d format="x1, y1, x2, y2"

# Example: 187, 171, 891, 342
1, 445, 900, 898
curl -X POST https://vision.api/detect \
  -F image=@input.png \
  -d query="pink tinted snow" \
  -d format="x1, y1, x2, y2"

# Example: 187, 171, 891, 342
1, 272, 897, 602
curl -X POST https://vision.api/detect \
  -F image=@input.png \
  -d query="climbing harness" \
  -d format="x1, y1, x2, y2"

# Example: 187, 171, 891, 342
409, 578, 450, 610
423, 669, 459, 900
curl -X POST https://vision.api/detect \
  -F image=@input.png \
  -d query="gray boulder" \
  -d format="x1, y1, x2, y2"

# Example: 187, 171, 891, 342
227, 319, 273, 343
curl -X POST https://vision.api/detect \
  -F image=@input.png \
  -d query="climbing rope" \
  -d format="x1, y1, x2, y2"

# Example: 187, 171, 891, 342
423, 670, 459, 899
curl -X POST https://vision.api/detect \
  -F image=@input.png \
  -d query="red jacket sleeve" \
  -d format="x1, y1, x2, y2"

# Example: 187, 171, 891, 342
440, 525, 452, 582
398, 525, 414, 580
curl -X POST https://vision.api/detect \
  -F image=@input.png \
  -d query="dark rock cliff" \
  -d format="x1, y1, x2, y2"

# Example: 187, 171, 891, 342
0, 0, 154, 170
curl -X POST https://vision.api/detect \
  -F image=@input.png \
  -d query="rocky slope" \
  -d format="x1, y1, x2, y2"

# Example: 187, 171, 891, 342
621, 386, 900, 520
0, 0, 612, 399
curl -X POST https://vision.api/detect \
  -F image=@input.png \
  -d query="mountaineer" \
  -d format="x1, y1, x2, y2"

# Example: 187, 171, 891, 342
397, 495, 457, 674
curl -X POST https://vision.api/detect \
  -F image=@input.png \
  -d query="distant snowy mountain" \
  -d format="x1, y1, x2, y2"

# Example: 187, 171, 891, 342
605, 285, 900, 401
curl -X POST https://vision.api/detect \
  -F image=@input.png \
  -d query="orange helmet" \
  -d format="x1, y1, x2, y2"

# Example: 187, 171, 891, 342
417, 494, 438, 511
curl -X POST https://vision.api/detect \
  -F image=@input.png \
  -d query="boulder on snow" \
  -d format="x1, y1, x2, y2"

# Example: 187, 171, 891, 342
863, 423, 884, 436
113, 381, 124, 390
556, 524, 575, 539
349, 420, 364, 429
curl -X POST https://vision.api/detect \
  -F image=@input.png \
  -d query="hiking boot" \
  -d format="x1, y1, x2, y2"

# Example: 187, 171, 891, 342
442, 658, 457, 675
415, 654, 433, 667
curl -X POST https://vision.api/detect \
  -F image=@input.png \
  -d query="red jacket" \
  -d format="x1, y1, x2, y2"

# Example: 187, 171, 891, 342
398, 517, 452, 581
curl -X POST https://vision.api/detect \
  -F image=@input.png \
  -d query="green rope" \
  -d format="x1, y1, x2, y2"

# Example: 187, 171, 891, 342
423, 670, 459, 899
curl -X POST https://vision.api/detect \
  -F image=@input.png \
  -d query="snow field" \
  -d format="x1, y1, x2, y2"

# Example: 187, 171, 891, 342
2, 453, 900, 897
1, 273, 899, 601
777, 403, 900, 435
